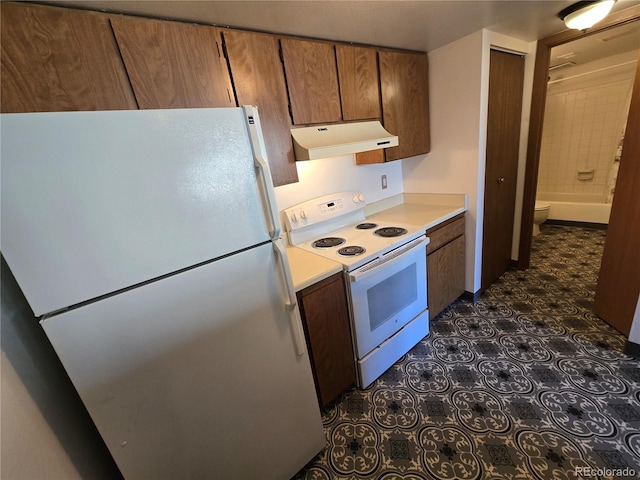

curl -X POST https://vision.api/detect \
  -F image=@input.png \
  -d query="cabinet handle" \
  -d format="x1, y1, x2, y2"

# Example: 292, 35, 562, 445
350, 236, 428, 282
498, 177, 505, 183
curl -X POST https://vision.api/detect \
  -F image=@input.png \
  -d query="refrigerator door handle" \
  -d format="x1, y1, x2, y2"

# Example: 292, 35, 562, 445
243, 106, 281, 239
273, 239, 307, 356
274, 239, 297, 308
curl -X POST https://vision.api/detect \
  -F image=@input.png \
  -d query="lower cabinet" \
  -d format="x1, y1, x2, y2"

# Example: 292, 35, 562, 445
426, 214, 466, 320
297, 272, 356, 407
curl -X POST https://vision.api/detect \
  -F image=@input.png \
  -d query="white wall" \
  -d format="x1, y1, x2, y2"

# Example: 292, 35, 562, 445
274, 153, 403, 213
402, 30, 534, 293
1, 259, 121, 479
402, 31, 484, 293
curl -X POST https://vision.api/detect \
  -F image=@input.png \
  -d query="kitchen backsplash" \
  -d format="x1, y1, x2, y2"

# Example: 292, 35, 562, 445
274, 154, 403, 212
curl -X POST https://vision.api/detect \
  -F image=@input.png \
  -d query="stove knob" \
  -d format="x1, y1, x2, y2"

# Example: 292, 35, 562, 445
358, 193, 365, 203
290, 213, 298, 224
300, 210, 307, 220
352, 194, 360, 204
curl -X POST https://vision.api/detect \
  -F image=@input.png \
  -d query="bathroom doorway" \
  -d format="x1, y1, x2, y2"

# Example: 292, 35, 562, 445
518, 8, 640, 270
519, 9, 640, 335
535, 23, 639, 231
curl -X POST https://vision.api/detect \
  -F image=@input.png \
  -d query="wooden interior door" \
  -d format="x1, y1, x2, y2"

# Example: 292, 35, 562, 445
481, 49, 525, 290
594, 50, 640, 336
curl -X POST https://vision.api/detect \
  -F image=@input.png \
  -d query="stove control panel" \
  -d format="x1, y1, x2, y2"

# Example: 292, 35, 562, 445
284, 191, 366, 232
319, 198, 344, 215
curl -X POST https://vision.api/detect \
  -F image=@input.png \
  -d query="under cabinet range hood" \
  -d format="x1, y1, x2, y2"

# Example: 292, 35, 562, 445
290, 121, 398, 160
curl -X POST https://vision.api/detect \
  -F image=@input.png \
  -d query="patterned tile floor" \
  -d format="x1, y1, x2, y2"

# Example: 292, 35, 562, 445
294, 225, 640, 480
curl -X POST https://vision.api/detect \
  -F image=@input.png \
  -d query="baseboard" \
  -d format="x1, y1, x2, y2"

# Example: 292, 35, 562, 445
461, 290, 482, 303
546, 220, 607, 230
624, 340, 640, 359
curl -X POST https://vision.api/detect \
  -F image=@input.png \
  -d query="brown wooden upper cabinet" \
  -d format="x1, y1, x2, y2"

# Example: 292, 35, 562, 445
335, 45, 381, 121
110, 15, 235, 109
280, 38, 342, 125
1, 2, 137, 113
379, 51, 430, 161
222, 30, 298, 187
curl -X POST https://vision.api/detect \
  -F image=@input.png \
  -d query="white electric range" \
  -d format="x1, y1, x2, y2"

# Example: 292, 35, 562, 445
284, 191, 430, 387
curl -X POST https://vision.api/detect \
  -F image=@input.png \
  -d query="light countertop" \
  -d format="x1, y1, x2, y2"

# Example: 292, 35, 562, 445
366, 193, 467, 231
287, 246, 343, 292
287, 192, 467, 292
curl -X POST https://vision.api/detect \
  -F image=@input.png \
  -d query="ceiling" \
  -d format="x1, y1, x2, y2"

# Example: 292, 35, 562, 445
44, 0, 640, 53
550, 20, 640, 69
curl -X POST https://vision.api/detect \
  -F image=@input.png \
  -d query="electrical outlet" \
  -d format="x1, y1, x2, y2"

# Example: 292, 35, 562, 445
381, 175, 388, 190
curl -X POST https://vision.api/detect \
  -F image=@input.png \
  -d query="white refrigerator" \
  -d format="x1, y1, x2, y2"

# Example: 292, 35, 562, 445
0, 107, 325, 479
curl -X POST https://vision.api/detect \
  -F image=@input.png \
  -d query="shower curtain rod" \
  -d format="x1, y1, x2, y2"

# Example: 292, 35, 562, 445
548, 59, 638, 85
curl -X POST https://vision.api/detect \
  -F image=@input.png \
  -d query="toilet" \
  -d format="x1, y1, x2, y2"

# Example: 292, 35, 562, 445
533, 201, 550, 236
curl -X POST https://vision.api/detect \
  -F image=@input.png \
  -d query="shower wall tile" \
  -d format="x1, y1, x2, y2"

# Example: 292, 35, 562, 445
537, 71, 633, 200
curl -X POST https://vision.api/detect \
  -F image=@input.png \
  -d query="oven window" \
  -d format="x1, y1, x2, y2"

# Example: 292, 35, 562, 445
367, 264, 417, 331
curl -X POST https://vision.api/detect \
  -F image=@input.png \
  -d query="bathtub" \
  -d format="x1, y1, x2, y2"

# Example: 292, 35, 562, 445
536, 192, 612, 225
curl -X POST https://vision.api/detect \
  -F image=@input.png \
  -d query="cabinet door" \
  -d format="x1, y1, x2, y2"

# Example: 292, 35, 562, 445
298, 273, 355, 407
280, 38, 342, 125
336, 45, 381, 121
110, 16, 234, 109
1, 2, 137, 113
223, 30, 298, 187
428, 235, 465, 320
355, 149, 386, 165
379, 51, 430, 161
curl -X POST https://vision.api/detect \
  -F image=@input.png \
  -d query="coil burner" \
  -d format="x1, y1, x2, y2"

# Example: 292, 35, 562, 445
374, 227, 408, 238
313, 237, 346, 248
338, 246, 366, 256
356, 223, 378, 230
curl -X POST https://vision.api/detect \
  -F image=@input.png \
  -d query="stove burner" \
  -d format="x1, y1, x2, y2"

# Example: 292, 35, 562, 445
356, 222, 378, 230
374, 227, 408, 238
313, 237, 346, 248
338, 245, 366, 256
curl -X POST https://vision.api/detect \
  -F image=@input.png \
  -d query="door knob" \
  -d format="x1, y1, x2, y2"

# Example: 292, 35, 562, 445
498, 177, 505, 183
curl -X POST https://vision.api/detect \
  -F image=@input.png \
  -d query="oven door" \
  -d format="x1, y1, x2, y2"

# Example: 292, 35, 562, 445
349, 235, 428, 358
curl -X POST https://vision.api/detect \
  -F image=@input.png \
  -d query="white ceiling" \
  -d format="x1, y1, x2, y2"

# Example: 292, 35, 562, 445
550, 20, 640, 68
44, 0, 640, 53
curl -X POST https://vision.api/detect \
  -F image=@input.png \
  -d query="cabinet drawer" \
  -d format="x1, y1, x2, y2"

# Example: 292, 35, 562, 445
426, 214, 465, 254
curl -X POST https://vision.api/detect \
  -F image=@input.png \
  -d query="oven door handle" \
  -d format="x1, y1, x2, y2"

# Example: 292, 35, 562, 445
349, 235, 428, 282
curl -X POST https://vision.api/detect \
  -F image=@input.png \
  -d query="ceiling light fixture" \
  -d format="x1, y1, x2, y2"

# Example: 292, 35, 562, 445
559, 0, 616, 30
